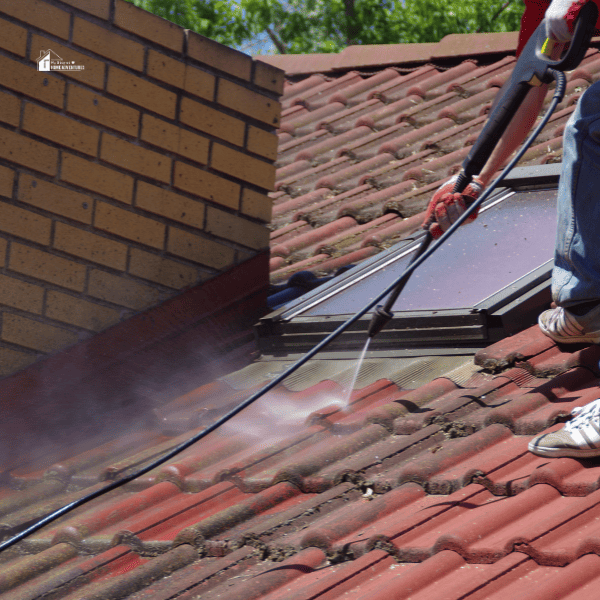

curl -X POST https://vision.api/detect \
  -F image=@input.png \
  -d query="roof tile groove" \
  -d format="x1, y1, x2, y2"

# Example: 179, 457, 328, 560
377, 118, 455, 157
319, 99, 385, 133
271, 216, 357, 258
0, 542, 78, 595
356, 95, 424, 130
199, 547, 327, 600
287, 72, 363, 110
326, 68, 400, 107
269, 50, 600, 276
173, 482, 302, 548
9, 39, 600, 600
292, 185, 371, 226
367, 66, 438, 103
338, 123, 411, 161
360, 149, 436, 191
279, 103, 343, 136
405, 62, 479, 99
7, 329, 600, 595
448, 55, 516, 93
295, 126, 372, 163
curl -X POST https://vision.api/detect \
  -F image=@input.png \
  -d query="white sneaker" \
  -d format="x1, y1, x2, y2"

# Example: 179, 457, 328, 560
538, 305, 600, 344
529, 399, 600, 457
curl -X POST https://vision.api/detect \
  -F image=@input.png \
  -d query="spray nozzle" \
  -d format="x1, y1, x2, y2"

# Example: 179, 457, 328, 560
367, 304, 394, 338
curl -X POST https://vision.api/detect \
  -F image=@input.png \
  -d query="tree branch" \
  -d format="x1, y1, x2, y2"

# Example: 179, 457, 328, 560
266, 25, 288, 54
476, 0, 514, 32
344, 0, 357, 45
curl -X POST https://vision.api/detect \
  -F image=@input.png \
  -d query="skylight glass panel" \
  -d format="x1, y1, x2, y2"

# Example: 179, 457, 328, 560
297, 188, 557, 316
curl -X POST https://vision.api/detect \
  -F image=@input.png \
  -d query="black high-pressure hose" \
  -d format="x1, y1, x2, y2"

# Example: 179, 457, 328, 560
368, 70, 567, 338
0, 69, 567, 553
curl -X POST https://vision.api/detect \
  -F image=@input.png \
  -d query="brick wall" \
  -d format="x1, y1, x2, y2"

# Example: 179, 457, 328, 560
0, 0, 283, 377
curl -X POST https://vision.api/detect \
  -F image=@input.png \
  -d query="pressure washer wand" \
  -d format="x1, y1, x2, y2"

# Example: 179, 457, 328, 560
367, 231, 432, 338
367, 3, 597, 340
0, 67, 574, 556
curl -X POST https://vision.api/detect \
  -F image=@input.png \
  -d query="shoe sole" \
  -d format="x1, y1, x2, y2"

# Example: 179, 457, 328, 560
538, 327, 600, 345
528, 441, 600, 458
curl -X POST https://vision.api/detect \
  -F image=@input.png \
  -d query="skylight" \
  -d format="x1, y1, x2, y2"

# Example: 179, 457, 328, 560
258, 168, 559, 357
292, 188, 556, 316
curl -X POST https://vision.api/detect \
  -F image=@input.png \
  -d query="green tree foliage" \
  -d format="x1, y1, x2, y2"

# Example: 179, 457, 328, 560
124, 0, 248, 46
125, 0, 525, 54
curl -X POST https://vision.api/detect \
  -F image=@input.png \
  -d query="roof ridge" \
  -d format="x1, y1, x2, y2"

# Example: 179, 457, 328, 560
255, 32, 519, 77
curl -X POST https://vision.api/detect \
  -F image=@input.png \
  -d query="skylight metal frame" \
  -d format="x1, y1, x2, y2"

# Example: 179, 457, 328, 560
275, 188, 516, 323
258, 165, 560, 357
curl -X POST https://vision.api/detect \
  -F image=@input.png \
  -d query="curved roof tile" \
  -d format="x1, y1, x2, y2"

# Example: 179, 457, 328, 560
271, 44, 600, 279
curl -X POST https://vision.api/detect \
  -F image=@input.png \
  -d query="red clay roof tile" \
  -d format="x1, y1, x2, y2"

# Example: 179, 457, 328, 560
7, 34, 600, 600
6, 321, 600, 596
271, 42, 600, 280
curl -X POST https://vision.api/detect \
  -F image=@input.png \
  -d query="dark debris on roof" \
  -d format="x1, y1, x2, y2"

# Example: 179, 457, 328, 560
267, 44, 600, 284
2, 327, 600, 598
3, 37, 600, 600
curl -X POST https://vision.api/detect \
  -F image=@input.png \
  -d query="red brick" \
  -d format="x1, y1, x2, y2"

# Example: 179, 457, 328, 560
107, 66, 177, 119
60, 0, 110, 19
180, 97, 245, 146
0, 0, 70, 40
211, 144, 276, 190
184, 66, 215, 101
23, 102, 99, 157
95, 201, 165, 250
46, 290, 121, 332
0, 18, 27, 57
205, 206, 269, 250
9, 243, 86, 292
247, 126, 278, 160
19, 175, 92, 224
0, 200, 52, 245
88, 269, 162, 310
218, 79, 281, 127
54, 222, 128, 270
173, 161, 239, 210
31, 35, 106, 91
141, 114, 209, 165
136, 181, 205, 229
0, 347, 36, 377
61, 153, 134, 204
129, 248, 199, 289
114, 0, 184, 53
0, 90, 20, 128
101, 134, 171, 184
0, 127, 58, 176
0, 273, 44, 314
241, 188, 272, 223
0, 237, 6, 267
187, 32, 251, 81
0, 165, 14, 199
254, 60, 285, 95
67, 84, 139, 137
73, 17, 145, 71
2, 313, 78, 353
167, 226, 235, 270
147, 50, 185, 88
0, 53, 64, 108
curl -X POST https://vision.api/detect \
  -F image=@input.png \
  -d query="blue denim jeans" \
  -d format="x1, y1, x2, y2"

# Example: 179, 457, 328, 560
553, 80, 600, 308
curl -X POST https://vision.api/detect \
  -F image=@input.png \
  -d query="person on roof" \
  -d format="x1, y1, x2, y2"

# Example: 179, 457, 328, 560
424, 0, 600, 458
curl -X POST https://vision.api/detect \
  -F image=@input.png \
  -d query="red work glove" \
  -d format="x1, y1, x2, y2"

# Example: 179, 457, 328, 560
422, 175, 485, 239
545, 0, 588, 42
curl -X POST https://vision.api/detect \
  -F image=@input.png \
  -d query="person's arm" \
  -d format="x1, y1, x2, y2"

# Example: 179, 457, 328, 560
421, 85, 548, 238
477, 84, 548, 186
422, 0, 589, 237
422, 39, 564, 238
478, 36, 565, 186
